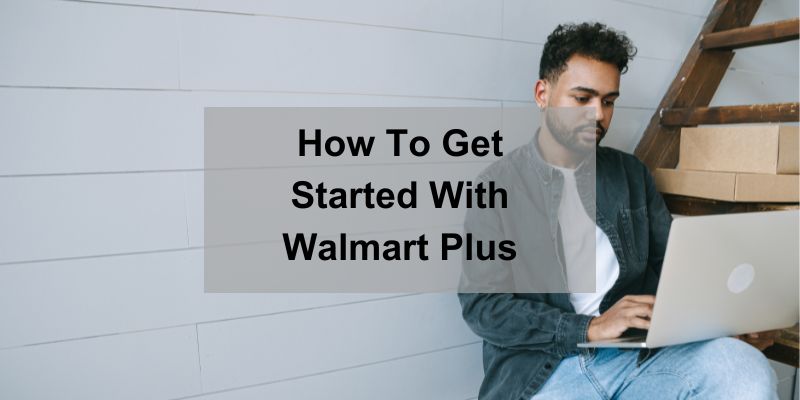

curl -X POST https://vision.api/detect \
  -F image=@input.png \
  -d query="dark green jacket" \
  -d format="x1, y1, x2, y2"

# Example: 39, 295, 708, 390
458, 136, 672, 400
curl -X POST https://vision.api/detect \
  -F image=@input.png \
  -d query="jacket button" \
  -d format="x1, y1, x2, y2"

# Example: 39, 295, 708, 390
543, 362, 552, 370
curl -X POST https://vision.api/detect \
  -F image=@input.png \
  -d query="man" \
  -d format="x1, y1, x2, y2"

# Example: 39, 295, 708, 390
458, 22, 778, 399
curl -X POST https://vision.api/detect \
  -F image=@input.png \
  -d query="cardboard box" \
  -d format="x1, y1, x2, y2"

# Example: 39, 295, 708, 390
654, 168, 799, 202
679, 125, 799, 174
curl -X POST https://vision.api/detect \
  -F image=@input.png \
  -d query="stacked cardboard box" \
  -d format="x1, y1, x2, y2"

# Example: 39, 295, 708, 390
654, 125, 799, 202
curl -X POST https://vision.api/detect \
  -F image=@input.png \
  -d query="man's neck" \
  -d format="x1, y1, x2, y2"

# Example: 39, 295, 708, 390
537, 126, 582, 169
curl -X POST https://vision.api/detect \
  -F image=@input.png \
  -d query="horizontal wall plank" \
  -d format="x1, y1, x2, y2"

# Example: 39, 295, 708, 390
190, 343, 482, 400
0, 83, 672, 175
711, 68, 800, 107
0, 0, 179, 88
178, 11, 505, 99
0, 88, 196, 175
79, 0, 201, 8
180, 12, 678, 105
0, 173, 187, 263
0, 88, 498, 176
502, 0, 704, 61
727, 0, 800, 78
186, 172, 204, 247
0, 326, 202, 400
0, 249, 393, 348
77, 0, 502, 38
751, 0, 800, 26
610, 0, 714, 17
193, 0, 502, 38
1, 88, 675, 176
197, 294, 478, 391
729, 39, 799, 79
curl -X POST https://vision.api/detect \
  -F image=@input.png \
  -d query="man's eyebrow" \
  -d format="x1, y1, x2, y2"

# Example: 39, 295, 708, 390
569, 86, 620, 97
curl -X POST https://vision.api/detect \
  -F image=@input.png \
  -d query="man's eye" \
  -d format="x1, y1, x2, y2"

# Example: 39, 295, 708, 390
603, 100, 616, 106
575, 97, 589, 103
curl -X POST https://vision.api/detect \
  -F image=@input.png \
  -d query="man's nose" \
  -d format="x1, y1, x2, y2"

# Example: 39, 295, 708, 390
592, 101, 605, 122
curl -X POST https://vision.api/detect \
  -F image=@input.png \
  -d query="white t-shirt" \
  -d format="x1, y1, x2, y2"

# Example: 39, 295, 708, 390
553, 165, 620, 316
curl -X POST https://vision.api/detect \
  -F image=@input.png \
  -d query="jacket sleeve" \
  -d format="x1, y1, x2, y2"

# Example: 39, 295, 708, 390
458, 292, 592, 357
457, 188, 592, 357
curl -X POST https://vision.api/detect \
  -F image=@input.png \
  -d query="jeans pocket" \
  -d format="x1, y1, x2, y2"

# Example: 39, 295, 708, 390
581, 347, 597, 364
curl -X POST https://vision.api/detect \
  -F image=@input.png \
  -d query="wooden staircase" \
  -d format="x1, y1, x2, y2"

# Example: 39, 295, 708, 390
633, 0, 799, 366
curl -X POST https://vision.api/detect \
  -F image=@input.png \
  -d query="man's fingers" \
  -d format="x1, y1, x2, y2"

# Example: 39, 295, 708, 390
626, 316, 651, 330
736, 334, 776, 350
742, 330, 780, 340
623, 304, 653, 319
622, 295, 655, 305
749, 339, 775, 350
759, 330, 780, 339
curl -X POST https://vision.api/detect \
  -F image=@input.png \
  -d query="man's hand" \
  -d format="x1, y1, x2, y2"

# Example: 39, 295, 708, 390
587, 295, 655, 342
736, 330, 779, 351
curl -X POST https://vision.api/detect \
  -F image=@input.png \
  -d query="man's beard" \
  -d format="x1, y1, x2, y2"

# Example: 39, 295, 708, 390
544, 108, 605, 154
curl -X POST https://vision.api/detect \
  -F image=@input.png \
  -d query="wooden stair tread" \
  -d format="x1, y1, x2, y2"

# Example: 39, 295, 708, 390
662, 194, 799, 216
660, 102, 799, 126
701, 17, 800, 50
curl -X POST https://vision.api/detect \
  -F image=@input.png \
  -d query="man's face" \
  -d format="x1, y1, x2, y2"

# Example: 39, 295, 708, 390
536, 54, 621, 152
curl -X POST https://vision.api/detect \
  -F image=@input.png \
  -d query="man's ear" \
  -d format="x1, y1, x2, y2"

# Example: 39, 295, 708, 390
534, 79, 549, 109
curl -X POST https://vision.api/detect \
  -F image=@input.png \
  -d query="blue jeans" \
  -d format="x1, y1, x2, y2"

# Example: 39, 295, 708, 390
533, 337, 778, 399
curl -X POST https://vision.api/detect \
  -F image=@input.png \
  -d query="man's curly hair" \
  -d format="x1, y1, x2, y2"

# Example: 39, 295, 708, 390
539, 22, 637, 82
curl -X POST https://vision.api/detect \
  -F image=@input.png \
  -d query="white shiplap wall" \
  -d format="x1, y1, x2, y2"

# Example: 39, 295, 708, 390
1, 0, 797, 399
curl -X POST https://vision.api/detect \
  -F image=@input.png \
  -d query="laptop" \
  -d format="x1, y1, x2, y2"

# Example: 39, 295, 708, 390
579, 209, 799, 349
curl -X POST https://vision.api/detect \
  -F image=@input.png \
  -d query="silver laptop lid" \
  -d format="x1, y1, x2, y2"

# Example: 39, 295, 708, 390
646, 210, 799, 348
